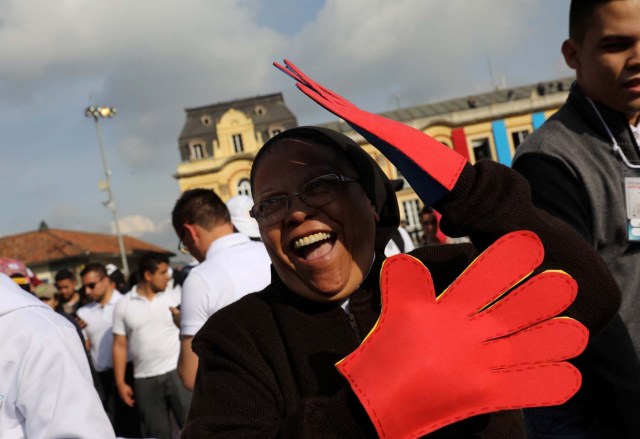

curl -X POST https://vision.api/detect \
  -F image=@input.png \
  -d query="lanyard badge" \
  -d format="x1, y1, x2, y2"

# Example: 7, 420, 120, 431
585, 98, 640, 241
625, 177, 640, 241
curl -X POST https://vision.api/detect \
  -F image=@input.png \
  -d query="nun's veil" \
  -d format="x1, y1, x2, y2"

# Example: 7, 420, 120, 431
250, 126, 400, 253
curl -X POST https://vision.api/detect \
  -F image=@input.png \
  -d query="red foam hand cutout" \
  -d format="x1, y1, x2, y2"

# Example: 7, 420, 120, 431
274, 59, 468, 204
336, 231, 588, 438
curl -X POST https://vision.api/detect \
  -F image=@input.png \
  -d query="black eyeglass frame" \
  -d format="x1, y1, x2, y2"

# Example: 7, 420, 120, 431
249, 173, 360, 226
83, 277, 106, 291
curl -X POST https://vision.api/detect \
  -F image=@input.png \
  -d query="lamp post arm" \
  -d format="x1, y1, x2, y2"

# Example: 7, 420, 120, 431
90, 114, 130, 277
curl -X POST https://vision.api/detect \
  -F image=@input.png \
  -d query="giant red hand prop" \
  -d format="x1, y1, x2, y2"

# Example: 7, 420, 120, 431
336, 231, 588, 438
274, 59, 467, 205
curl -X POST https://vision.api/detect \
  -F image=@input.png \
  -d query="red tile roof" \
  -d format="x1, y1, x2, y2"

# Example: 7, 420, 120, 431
0, 229, 173, 265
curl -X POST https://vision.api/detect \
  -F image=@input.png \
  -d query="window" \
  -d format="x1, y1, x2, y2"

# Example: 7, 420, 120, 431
511, 130, 530, 149
471, 138, 492, 162
237, 179, 251, 197
269, 126, 284, 138
402, 199, 421, 232
232, 134, 244, 153
191, 143, 204, 160
200, 115, 212, 127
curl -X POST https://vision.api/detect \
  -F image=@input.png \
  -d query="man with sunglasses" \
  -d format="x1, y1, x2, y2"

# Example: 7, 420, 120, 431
512, 1, 640, 437
77, 263, 140, 437
171, 188, 271, 390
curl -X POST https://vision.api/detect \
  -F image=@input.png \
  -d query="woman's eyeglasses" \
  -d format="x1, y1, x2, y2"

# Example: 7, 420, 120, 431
250, 174, 360, 226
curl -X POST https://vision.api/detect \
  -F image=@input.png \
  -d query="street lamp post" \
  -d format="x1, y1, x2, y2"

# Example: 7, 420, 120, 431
85, 106, 130, 277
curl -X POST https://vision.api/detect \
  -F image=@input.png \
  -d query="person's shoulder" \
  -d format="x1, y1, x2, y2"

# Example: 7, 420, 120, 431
194, 285, 277, 341
212, 287, 274, 320
222, 237, 269, 260
76, 302, 91, 316
515, 104, 590, 159
243, 240, 272, 263
186, 258, 224, 288
9, 307, 78, 343
113, 291, 135, 310
516, 119, 571, 154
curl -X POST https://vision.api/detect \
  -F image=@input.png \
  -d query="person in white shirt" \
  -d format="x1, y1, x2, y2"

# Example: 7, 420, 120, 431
226, 194, 263, 240
78, 263, 140, 437
383, 179, 417, 256
171, 189, 272, 390
0, 273, 114, 439
384, 225, 416, 256
113, 252, 189, 439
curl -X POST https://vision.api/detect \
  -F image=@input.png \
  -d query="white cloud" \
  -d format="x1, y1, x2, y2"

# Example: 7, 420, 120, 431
114, 214, 159, 237
0, 0, 573, 250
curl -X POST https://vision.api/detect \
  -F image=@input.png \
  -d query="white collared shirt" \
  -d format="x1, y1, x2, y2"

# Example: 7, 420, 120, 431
0, 275, 114, 438
77, 290, 123, 372
181, 233, 272, 336
112, 286, 181, 378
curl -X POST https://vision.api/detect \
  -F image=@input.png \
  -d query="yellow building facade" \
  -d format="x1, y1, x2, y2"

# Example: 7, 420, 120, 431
175, 80, 572, 243
175, 93, 297, 199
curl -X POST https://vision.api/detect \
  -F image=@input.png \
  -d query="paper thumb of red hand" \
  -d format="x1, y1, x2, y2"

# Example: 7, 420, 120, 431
336, 231, 588, 438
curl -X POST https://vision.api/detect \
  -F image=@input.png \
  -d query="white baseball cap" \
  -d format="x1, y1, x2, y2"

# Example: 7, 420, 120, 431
226, 195, 260, 239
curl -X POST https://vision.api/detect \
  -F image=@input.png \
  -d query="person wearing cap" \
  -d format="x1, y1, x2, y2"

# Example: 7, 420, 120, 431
0, 259, 32, 293
0, 274, 115, 438
106, 263, 129, 294
226, 194, 264, 241
171, 189, 272, 390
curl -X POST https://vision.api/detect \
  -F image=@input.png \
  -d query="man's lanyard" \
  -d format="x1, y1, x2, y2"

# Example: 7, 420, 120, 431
585, 97, 640, 240
585, 97, 640, 169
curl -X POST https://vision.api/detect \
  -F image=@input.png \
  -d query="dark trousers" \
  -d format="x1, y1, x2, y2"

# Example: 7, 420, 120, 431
134, 369, 191, 439
97, 363, 142, 438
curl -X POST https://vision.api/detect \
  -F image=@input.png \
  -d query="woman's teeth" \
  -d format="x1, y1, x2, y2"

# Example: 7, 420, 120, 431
293, 232, 332, 250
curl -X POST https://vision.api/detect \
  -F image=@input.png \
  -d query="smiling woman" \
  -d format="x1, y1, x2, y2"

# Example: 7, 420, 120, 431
250, 128, 397, 303
181, 124, 620, 438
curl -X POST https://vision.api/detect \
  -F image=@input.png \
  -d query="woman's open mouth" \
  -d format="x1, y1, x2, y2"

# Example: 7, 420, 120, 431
623, 77, 640, 92
292, 232, 336, 260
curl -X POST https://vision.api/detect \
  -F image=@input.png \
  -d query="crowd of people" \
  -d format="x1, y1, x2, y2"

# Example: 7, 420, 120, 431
1, 0, 640, 437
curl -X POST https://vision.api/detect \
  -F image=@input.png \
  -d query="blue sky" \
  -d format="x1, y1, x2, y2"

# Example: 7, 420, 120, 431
0, 0, 572, 258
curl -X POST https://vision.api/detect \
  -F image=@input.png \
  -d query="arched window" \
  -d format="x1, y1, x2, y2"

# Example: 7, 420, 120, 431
237, 179, 251, 197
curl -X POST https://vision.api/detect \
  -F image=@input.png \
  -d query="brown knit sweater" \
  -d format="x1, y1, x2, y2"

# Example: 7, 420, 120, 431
182, 161, 620, 438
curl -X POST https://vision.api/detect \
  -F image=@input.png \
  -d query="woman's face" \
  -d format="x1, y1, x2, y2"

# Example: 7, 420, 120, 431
253, 140, 379, 302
